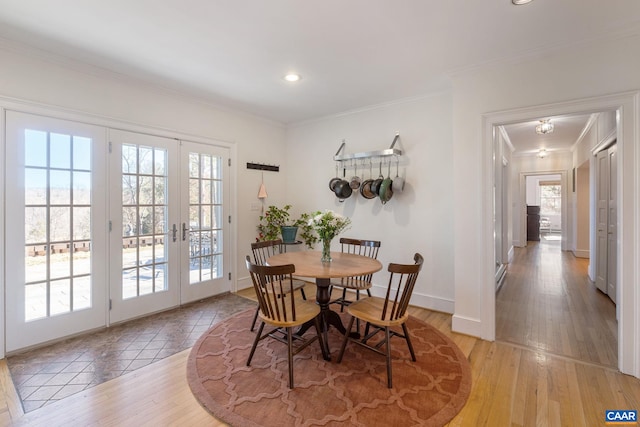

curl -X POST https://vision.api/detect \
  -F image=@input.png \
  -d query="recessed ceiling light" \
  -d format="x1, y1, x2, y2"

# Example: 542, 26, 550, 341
284, 73, 301, 82
512, 0, 533, 4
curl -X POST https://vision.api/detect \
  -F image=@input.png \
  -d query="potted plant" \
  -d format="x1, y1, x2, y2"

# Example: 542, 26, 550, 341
257, 205, 318, 249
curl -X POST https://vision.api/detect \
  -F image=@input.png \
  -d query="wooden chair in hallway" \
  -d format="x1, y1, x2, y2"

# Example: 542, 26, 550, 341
249, 239, 308, 331
245, 256, 324, 389
329, 237, 381, 311
337, 253, 423, 388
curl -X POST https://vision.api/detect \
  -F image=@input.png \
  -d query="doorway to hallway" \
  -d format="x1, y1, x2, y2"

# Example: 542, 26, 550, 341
485, 92, 639, 379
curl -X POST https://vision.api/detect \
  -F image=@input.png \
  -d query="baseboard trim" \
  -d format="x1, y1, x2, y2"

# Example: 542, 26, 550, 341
452, 314, 482, 338
370, 285, 454, 314
411, 292, 454, 314
572, 249, 590, 259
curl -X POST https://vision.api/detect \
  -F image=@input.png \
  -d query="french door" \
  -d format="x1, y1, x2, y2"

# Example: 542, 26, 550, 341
108, 130, 180, 322
109, 132, 231, 322
180, 141, 230, 303
5, 115, 231, 351
5, 111, 108, 352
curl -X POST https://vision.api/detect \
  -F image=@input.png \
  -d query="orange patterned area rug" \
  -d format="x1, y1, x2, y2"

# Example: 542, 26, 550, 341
187, 309, 471, 427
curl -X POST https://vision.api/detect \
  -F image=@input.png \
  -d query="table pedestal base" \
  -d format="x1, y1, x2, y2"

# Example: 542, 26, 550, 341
295, 277, 359, 360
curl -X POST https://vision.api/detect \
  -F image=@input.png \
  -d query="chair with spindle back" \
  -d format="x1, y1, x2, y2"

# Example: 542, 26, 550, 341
329, 238, 381, 311
245, 256, 324, 389
249, 239, 307, 331
337, 253, 424, 388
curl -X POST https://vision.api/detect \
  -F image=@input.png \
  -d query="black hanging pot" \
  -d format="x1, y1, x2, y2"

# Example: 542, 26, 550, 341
334, 179, 352, 201
329, 177, 341, 192
329, 163, 341, 192
371, 161, 385, 195
334, 167, 352, 201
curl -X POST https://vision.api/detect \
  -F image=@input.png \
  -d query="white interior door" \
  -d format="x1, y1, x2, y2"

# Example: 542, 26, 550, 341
606, 144, 617, 303
108, 130, 179, 323
595, 149, 609, 293
180, 141, 230, 303
5, 111, 107, 352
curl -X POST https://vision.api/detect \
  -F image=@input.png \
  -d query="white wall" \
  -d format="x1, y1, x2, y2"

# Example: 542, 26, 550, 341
285, 93, 455, 313
0, 42, 288, 297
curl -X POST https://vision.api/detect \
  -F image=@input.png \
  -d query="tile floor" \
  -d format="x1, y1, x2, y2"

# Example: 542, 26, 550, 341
7, 293, 255, 412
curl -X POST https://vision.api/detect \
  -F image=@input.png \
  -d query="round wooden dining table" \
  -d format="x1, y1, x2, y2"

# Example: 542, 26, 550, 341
267, 250, 382, 360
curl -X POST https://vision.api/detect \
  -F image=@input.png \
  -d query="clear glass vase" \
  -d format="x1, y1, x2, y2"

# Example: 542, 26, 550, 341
321, 238, 332, 262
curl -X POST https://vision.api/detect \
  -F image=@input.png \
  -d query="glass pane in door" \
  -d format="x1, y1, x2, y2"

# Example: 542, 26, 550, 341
121, 144, 169, 299
24, 131, 93, 321
188, 153, 223, 284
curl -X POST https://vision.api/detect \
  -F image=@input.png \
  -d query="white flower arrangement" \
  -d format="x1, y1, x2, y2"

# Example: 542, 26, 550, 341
308, 209, 352, 241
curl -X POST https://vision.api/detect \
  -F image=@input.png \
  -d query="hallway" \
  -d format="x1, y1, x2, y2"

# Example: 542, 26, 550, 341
496, 239, 617, 368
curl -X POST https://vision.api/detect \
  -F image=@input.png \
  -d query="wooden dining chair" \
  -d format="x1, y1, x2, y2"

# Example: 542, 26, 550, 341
336, 253, 423, 388
249, 239, 307, 331
329, 238, 381, 311
245, 256, 324, 389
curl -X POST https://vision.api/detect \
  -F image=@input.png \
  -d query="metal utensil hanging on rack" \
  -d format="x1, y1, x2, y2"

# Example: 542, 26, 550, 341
349, 160, 361, 190
392, 156, 405, 193
329, 162, 341, 192
360, 159, 376, 199
333, 166, 353, 201
379, 160, 394, 204
371, 161, 385, 195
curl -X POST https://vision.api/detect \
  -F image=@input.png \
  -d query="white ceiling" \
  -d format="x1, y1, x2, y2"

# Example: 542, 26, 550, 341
502, 113, 595, 156
0, 0, 638, 151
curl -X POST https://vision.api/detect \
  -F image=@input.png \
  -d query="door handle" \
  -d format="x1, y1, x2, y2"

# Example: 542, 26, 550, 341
182, 223, 188, 241
172, 224, 177, 242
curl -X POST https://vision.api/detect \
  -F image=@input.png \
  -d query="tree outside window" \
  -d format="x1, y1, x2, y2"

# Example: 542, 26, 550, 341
540, 183, 561, 215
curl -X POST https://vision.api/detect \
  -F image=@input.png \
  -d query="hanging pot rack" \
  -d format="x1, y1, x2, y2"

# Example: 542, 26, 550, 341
333, 133, 402, 162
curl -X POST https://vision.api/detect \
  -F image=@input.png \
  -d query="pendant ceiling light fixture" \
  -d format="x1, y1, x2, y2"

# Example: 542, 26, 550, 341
536, 119, 554, 135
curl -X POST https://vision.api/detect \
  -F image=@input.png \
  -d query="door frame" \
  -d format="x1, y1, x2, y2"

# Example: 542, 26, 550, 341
0, 98, 237, 357
482, 91, 640, 378
0, 108, 6, 357
518, 171, 567, 250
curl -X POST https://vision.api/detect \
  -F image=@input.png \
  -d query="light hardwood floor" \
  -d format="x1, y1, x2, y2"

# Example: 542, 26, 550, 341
497, 239, 617, 368
0, 247, 637, 426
